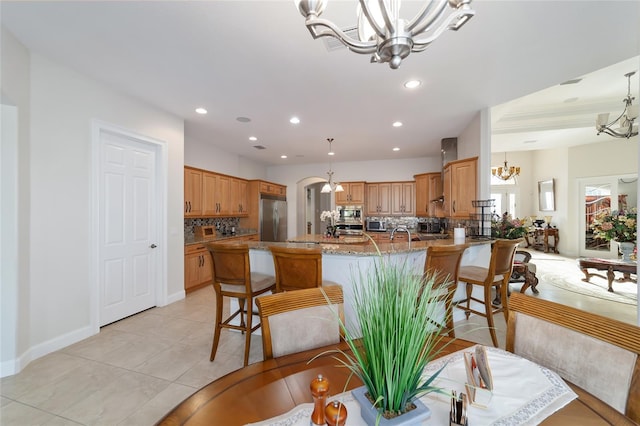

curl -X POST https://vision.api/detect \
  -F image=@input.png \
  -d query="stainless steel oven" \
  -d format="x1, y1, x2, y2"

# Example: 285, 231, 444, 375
338, 205, 363, 223
335, 223, 364, 235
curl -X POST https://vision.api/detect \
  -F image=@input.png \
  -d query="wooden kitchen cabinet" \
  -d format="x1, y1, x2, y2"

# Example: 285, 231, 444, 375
391, 182, 414, 215
259, 181, 286, 197
335, 181, 365, 205
184, 244, 212, 292
414, 174, 429, 217
184, 167, 203, 217
443, 157, 477, 218
230, 177, 248, 216
366, 183, 391, 215
202, 172, 229, 216
428, 173, 444, 217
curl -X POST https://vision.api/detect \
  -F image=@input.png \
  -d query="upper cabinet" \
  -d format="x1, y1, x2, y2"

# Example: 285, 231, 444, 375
366, 183, 391, 215
185, 166, 249, 218
184, 167, 203, 217
428, 173, 444, 217
335, 181, 365, 205
443, 157, 477, 218
259, 181, 286, 197
230, 178, 248, 215
391, 182, 414, 215
415, 174, 444, 217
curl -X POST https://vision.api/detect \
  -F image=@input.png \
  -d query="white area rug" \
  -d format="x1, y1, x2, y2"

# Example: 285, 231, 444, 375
530, 253, 637, 305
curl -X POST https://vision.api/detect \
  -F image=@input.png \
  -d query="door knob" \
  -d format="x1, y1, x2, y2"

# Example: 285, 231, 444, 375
150, 244, 157, 248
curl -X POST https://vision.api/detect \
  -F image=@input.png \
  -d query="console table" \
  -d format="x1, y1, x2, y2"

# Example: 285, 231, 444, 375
526, 227, 559, 253
578, 257, 637, 292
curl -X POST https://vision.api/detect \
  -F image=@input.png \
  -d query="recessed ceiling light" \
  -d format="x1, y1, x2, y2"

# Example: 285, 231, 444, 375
393, 147, 400, 151
404, 80, 421, 89
290, 116, 300, 124
249, 136, 257, 142
328, 151, 335, 156
524, 140, 537, 144
236, 116, 251, 123
195, 108, 207, 114
393, 121, 403, 127
280, 155, 288, 159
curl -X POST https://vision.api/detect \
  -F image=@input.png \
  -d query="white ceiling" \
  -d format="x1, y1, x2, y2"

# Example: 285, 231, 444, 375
2, 1, 639, 166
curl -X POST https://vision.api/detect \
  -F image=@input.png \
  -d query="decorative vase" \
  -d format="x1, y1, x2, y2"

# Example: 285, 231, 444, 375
351, 386, 431, 426
617, 241, 635, 262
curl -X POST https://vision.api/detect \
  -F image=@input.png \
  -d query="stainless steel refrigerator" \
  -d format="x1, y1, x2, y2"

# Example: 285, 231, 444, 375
260, 195, 287, 242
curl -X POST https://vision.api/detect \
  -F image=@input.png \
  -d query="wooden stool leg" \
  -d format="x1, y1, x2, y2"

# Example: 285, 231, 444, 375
243, 297, 253, 367
210, 291, 224, 362
484, 284, 499, 347
464, 283, 472, 319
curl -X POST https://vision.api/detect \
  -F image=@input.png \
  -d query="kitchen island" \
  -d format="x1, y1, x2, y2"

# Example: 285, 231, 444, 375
218, 236, 493, 332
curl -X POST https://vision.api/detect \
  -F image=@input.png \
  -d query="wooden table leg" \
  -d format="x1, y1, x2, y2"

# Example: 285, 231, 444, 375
606, 266, 615, 292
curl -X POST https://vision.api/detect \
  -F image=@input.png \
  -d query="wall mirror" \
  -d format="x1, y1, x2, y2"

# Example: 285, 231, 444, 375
538, 179, 555, 211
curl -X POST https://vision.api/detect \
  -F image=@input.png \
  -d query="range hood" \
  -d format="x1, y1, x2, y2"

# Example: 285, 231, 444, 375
431, 137, 458, 203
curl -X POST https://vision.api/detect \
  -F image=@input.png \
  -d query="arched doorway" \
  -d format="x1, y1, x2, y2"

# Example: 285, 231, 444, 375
296, 177, 331, 236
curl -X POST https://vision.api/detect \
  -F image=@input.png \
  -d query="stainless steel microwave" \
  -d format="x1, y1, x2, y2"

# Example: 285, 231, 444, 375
366, 220, 387, 232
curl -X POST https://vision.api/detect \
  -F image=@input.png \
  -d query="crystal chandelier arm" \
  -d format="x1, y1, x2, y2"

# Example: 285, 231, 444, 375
406, 0, 448, 34
411, 8, 473, 51
304, 17, 379, 53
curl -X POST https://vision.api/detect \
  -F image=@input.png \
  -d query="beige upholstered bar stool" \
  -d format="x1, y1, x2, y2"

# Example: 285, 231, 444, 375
456, 238, 523, 347
423, 244, 468, 338
207, 243, 276, 366
256, 286, 344, 360
269, 245, 340, 293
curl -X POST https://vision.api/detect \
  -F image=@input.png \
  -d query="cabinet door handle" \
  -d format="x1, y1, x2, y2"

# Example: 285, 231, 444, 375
453, 201, 456, 213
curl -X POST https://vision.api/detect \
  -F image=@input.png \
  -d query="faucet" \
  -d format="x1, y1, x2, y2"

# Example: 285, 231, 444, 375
390, 225, 411, 242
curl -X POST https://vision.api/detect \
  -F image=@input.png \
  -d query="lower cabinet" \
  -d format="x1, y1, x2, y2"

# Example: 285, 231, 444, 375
184, 234, 259, 292
185, 244, 213, 293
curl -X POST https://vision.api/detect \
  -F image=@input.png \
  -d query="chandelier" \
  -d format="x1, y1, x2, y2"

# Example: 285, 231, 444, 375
491, 153, 520, 181
294, 0, 475, 69
321, 138, 344, 193
596, 71, 639, 139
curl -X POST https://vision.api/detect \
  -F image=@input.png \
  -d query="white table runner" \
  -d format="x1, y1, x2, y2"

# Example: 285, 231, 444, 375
246, 345, 577, 426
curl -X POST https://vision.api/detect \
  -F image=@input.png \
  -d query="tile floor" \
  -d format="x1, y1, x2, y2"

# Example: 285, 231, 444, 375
1, 250, 637, 425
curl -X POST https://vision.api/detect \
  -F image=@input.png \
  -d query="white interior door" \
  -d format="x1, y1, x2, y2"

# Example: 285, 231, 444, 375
98, 130, 158, 326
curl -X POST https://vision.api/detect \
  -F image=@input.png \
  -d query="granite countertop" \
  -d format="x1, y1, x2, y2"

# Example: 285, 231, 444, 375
254, 234, 491, 256
185, 229, 258, 246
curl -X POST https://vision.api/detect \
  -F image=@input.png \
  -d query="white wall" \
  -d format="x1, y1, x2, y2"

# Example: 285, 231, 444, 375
1, 30, 186, 375
267, 156, 442, 239
1, 27, 32, 376
565, 140, 638, 257
184, 136, 267, 179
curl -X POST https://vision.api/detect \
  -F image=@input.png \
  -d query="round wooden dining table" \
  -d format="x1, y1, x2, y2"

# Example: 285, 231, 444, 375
156, 338, 632, 426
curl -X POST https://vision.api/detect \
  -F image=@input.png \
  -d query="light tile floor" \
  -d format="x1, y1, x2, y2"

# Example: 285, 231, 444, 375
1, 250, 637, 425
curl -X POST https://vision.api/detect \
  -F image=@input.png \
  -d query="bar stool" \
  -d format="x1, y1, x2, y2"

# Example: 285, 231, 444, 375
207, 243, 276, 366
423, 244, 468, 338
456, 238, 523, 347
269, 246, 340, 293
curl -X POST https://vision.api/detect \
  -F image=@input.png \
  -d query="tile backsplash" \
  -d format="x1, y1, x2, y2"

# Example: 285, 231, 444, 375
184, 217, 239, 240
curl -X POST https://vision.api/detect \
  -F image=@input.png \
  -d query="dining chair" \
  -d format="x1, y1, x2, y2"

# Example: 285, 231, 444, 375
507, 292, 640, 423
510, 250, 539, 294
422, 244, 468, 338
256, 285, 344, 360
207, 243, 276, 366
269, 245, 340, 292
456, 238, 523, 347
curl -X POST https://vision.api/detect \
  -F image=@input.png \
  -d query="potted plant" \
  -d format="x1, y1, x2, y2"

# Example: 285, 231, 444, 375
321, 245, 452, 425
590, 208, 637, 261
491, 212, 527, 239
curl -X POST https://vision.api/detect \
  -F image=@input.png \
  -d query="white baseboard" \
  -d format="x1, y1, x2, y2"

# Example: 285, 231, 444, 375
0, 324, 94, 378
165, 289, 185, 306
